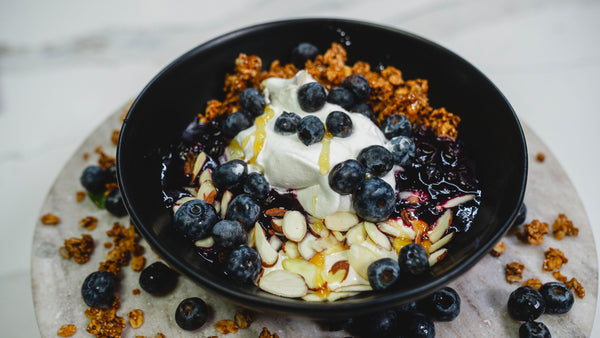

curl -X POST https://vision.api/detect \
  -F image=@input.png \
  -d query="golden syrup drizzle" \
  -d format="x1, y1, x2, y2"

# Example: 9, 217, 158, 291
225, 139, 245, 160
309, 251, 326, 290
318, 132, 333, 175
242, 107, 275, 165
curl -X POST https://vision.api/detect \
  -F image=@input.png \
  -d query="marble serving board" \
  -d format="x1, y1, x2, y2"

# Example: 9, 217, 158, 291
31, 105, 597, 337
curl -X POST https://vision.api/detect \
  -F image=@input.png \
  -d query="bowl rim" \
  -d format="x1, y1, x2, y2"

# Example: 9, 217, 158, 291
118, 17, 528, 317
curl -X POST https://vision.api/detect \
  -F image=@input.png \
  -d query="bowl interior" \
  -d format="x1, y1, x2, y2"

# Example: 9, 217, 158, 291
117, 18, 527, 318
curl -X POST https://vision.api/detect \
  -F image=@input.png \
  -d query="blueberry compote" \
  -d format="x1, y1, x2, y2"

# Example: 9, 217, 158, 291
394, 126, 481, 233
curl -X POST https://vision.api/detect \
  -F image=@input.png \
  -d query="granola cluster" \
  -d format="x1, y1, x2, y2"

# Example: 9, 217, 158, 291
552, 213, 579, 240
202, 42, 460, 140
542, 247, 568, 272
41, 213, 61, 225
213, 310, 255, 335
516, 219, 549, 245
505, 262, 525, 284
59, 234, 95, 264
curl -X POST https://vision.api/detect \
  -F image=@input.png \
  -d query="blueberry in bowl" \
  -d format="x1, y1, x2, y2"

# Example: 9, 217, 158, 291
117, 18, 527, 319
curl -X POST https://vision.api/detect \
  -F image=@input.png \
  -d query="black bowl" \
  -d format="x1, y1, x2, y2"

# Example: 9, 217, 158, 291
117, 18, 527, 319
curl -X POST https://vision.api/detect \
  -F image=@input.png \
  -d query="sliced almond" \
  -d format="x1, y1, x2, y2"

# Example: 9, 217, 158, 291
194, 236, 214, 249
347, 244, 378, 280
219, 190, 233, 219
326, 291, 356, 302
298, 233, 318, 261
364, 222, 392, 250
427, 209, 452, 243
327, 260, 350, 284
345, 222, 367, 246
190, 152, 207, 184
428, 232, 454, 253
302, 294, 325, 302
282, 258, 324, 289
269, 235, 283, 251
282, 210, 307, 242
198, 167, 212, 185
308, 220, 330, 238
270, 218, 283, 233
436, 194, 475, 211
254, 224, 278, 267
258, 270, 308, 298
173, 196, 197, 213
198, 181, 217, 204
377, 218, 416, 240
282, 241, 300, 259
331, 231, 345, 242
324, 211, 359, 232
429, 248, 448, 266
265, 208, 287, 217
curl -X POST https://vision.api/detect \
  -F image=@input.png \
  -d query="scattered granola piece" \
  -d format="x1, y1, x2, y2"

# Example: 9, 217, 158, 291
76, 191, 86, 202
57, 324, 77, 337
104, 242, 113, 249
98, 222, 144, 275
553, 271, 568, 283
535, 152, 545, 162
111, 129, 120, 146
79, 216, 98, 231
83, 152, 90, 160
259, 327, 280, 338
516, 219, 549, 245
215, 319, 238, 334
127, 309, 144, 329
522, 278, 543, 290
132, 288, 141, 295
490, 241, 506, 257
85, 297, 126, 338
131, 255, 146, 272
41, 213, 60, 225
543, 247, 568, 272
94, 146, 116, 170
566, 278, 585, 299
552, 213, 579, 240
506, 262, 525, 284
234, 310, 255, 329
60, 234, 95, 264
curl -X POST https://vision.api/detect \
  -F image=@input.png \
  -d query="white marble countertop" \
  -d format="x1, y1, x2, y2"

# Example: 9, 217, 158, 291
1, 0, 599, 336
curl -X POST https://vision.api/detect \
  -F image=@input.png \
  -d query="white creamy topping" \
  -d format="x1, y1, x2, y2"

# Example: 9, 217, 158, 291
230, 71, 396, 218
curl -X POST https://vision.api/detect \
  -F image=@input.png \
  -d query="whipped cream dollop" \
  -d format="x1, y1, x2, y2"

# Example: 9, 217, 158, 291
229, 71, 396, 218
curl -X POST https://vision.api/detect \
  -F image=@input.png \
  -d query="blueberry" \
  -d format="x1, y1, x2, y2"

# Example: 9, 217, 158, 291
139, 261, 178, 295
225, 244, 262, 284
222, 110, 252, 139
242, 172, 270, 200
325, 111, 353, 138
395, 301, 418, 313
352, 178, 395, 222
328, 159, 366, 195
175, 297, 209, 331
402, 312, 435, 338
357, 145, 394, 177
539, 282, 574, 314
367, 258, 400, 291
274, 111, 301, 135
350, 102, 376, 122
507, 286, 546, 321
514, 203, 527, 227
298, 82, 327, 113
398, 243, 429, 276
239, 88, 266, 117
80, 165, 107, 194
81, 270, 115, 309
212, 159, 248, 191
173, 199, 219, 241
226, 194, 261, 230
297, 115, 325, 146
290, 42, 319, 68
181, 119, 208, 144
519, 321, 551, 338
326, 87, 355, 110
351, 309, 400, 338
212, 220, 247, 251
105, 189, 127, 217
381, 114, 412, 139
419, 286, 461, 321
105, 164, 118, 183
390, 136, 416, 167
342, 74, 371, 101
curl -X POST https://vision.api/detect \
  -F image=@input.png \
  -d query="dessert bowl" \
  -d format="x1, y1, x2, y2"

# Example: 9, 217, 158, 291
117, 18, 527, 319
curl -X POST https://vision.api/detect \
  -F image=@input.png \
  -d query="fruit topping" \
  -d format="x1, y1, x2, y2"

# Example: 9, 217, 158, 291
239, 88, 266, 117
297, 115, 325, 146
357, 145, 394, 177
514, 203, 528, 227
353, 178, 395, 222
297, 82, 327, 113
507, 286, 546, 321
211, 220, 247, 251
326, 87, 355, 110
390, 135, 415, 167
367, 258, 400, 291
290, 42, 319, 69
81, 270, 115, 309
222, 110, 253, 139
381, 114, 412, 139
225, 194, 261, 230
242, 172, 270, 201
325, 110, 353, 138
328, 159, 366, 195
105, 189, 127, 217
403, 312, 436, 338
539, 282, 574, 314
519, 321, 551, 338
138, 261, 178, 296
212, 159, 248, 191
342, 74, 371, 102
80, 165, 107, 194
351, 309, 400, 338
225, 244, 262, 284
173, 199, 219, 241
418, 286, 461, 321
274, 111, 301, 135
398, 243, 429, 276
175, 297, 209, 331
350, 102, 376, 122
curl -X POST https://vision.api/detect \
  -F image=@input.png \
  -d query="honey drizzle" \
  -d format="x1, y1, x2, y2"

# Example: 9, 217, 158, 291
242, 107, 275, 165
318, 133, 333, 175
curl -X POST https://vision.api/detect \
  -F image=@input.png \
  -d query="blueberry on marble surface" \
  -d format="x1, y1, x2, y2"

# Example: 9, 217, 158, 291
105, 189, 127, 217
173, 199, 219, 241
381, 114, 412, 139
274, 111, 301, 135
139, 261, 178, 296
297, 115, 325, 146
105, 164, 118, 183
390, 135, 416, 167
539, 282, 574, 314
350, 102, 376, 122
298, 82, 327, 113
326, 87, 355, 110
508, 286, 546, 321
367, 258, 400, 291
212, 159, 248, 191
328, 159, 366, 195
80, 165, 107, 194
175, 297, 209, 331
81, 270, 115, 309
352, 177, 395, 222
239, 88, 266, 117
514, 203, 527, 227
225, 194, 261, 230
351, 309, 400, 338
290, 42, 319, 68
212, 220, 247, 251
519, 321, 551, 338
342, 74, 371, 101
242, 172, 270, 200
357, 145, 394, 177
222, 110, 252, 139
226, 244, 262, 284
398, 243, 429, 276
418, 286, 461, 321
325, 110, 353, 138
402, 311, 435, 338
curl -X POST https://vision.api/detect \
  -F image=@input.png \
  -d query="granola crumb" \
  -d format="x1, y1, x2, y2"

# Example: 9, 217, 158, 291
98, 222, 144, 275
234, 310, 255, 329
130, 255, 146, 272
94, 146, 116, 170
215, 319, 238, 334
85, 297, 126, 338
516, 219, 549, 245
553, 271, 568, 283
566, 278, 585, 299
83, 152, 90, 160
57, 324, 77, 337
111, 129, 120, 146
41, 213, 61, 225
104, 242, 113, 249
522, 278, 543, 290
76, 191, 86, 202
259, 327, 280, 338
552, 213, 579, 240
60, 234, 95, 264
535, 152, 545, 162
127, 309, 144, 329
79, 216, 98, 231
490, 241, 506, 257
506, 262, 525, 284
543, 247, 568, 272
132, 288, 141, 295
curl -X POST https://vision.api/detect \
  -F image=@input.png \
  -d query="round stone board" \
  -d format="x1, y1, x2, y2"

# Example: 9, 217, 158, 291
32, 104, 598, 337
